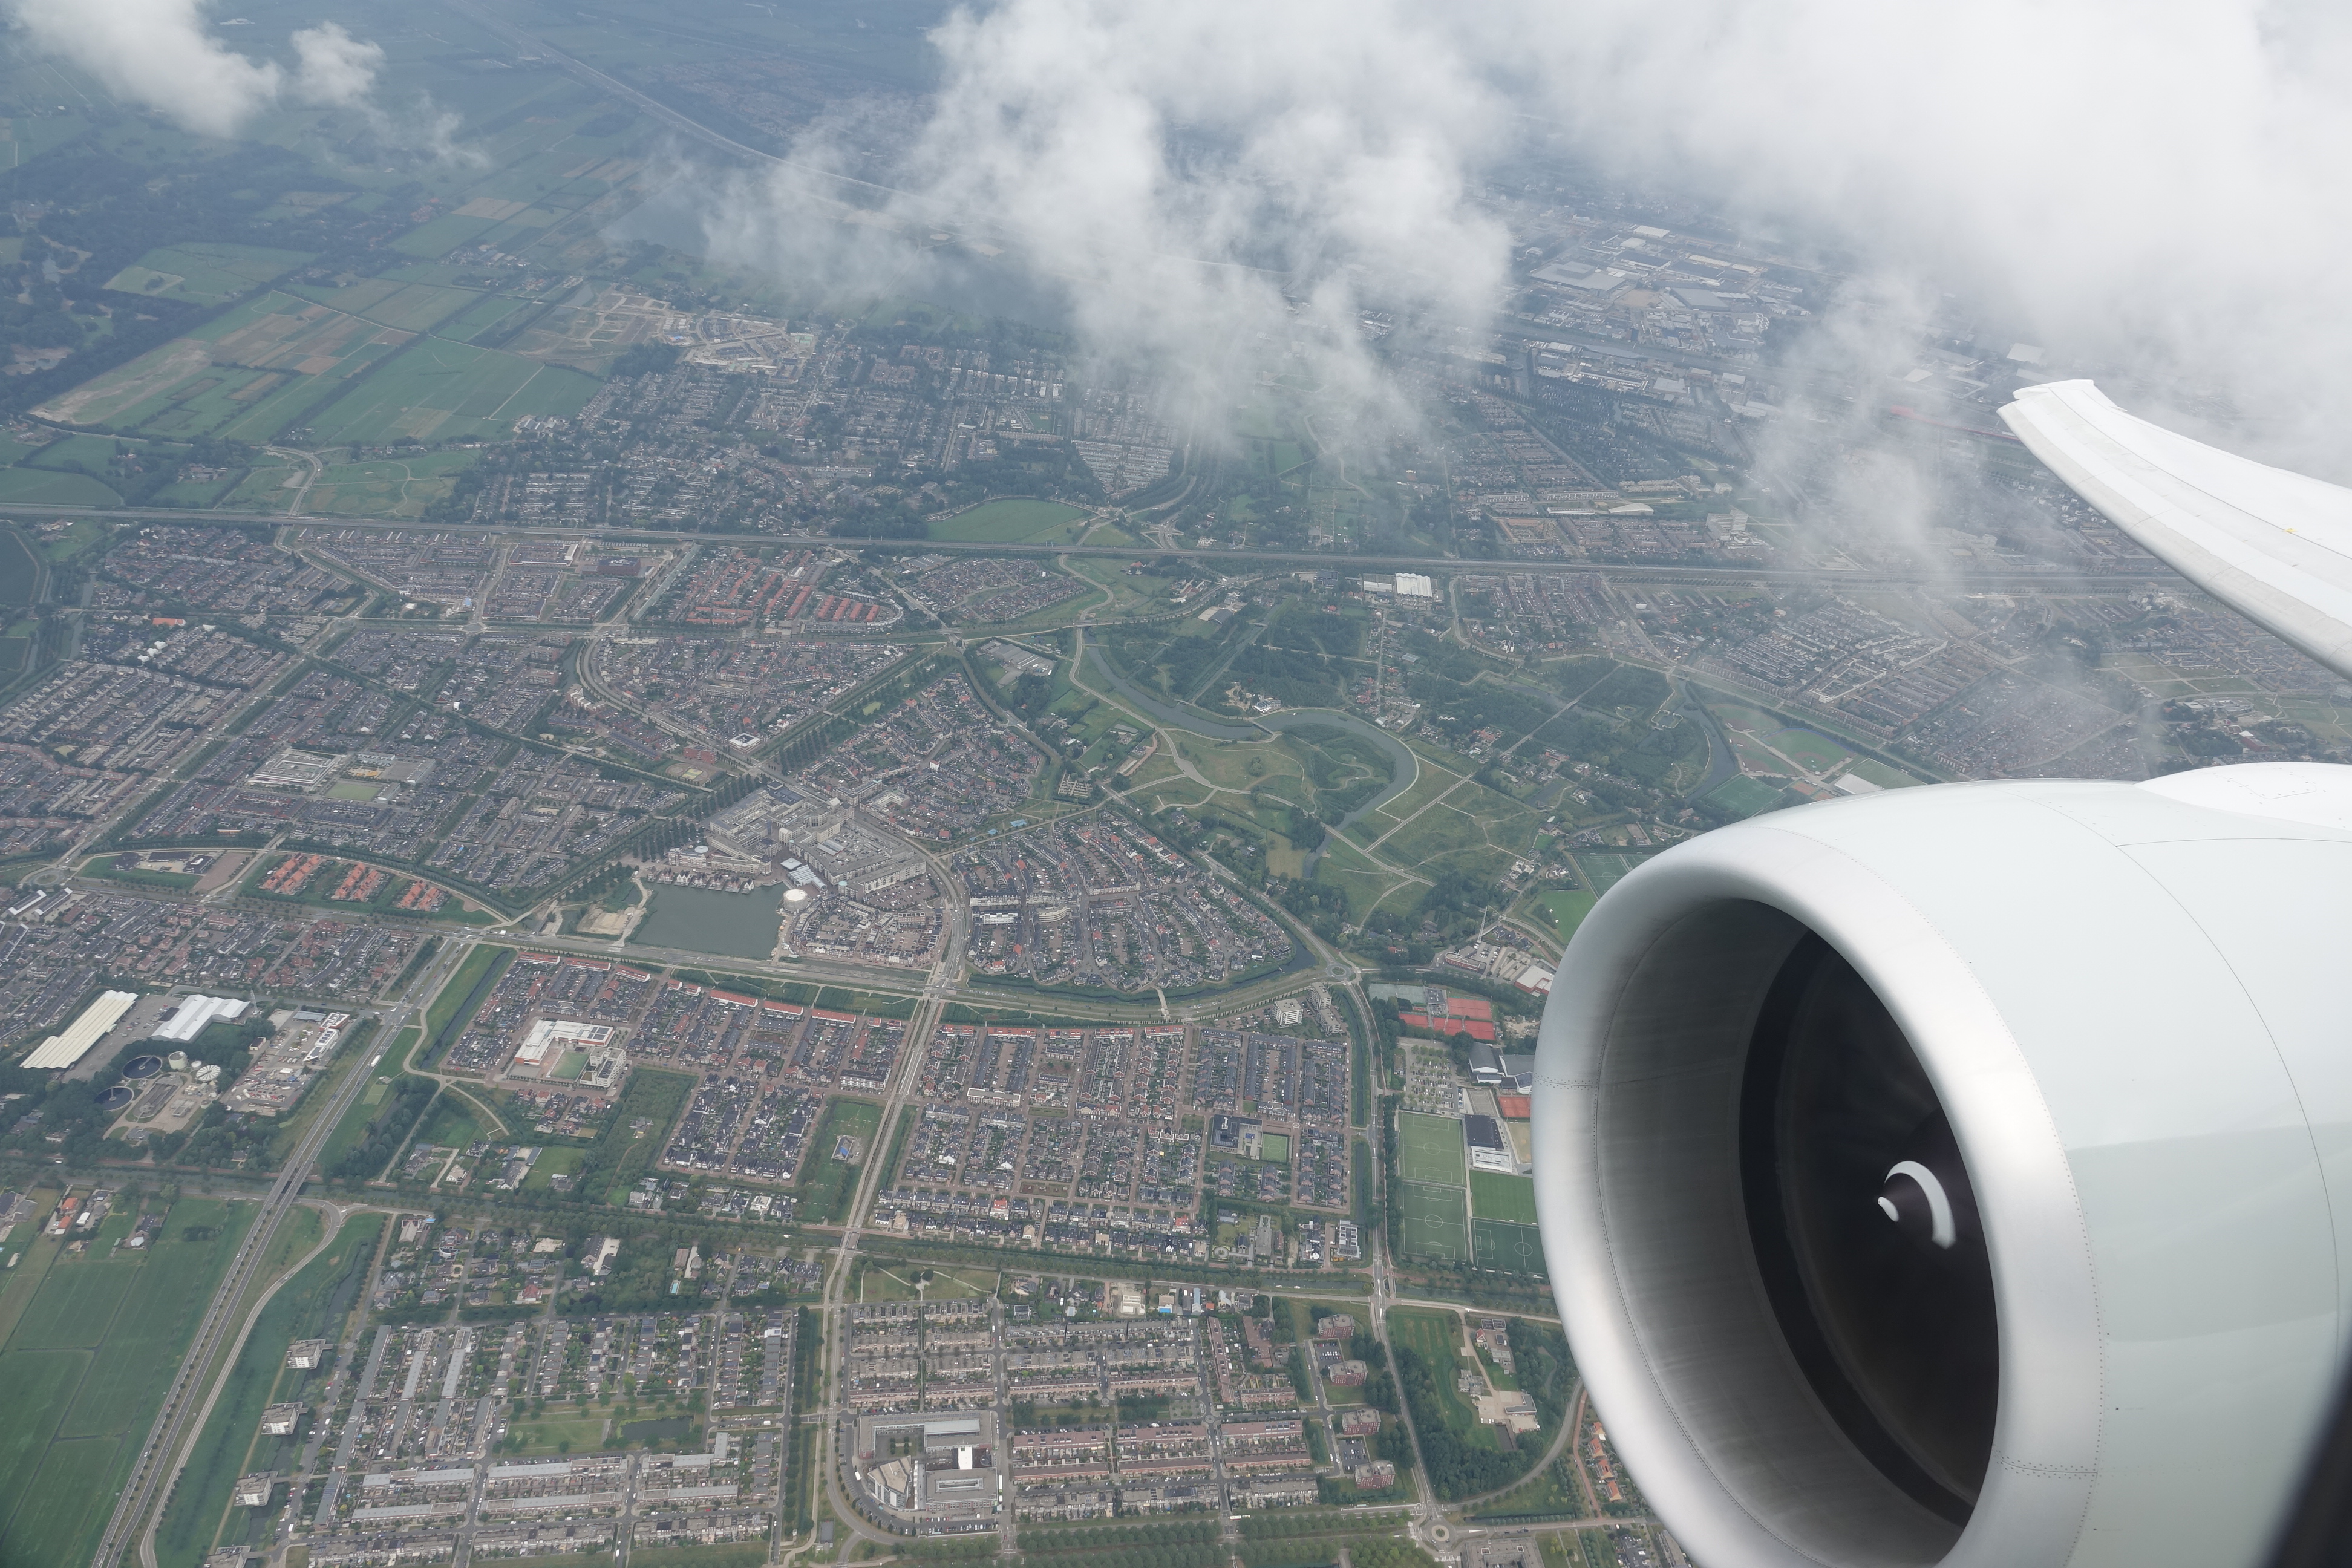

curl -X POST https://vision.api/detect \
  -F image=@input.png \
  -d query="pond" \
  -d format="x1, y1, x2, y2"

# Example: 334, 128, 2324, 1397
632, 883, 785, 960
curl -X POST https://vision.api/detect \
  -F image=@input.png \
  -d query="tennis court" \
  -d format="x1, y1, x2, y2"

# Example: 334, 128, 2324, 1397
1400, 1181, 1471, 1263
1472, 1219, 1548, 1276
1398, 1111, 1467, 1187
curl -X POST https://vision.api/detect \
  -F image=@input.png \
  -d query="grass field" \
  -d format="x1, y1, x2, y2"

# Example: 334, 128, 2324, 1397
524, 1145, 589, 1191
1399, 1182, 1471, 1264
1472, 1220, 1549, 1276
1570, 851, 1654, 897
1768, 727, 1855, 771
1468, 1172, 1539, 1224
300, 449, 480, 518
800, 1098, 884, 1224
1845, 757, 1924, 788
305, 336, 601, 444
861, 1263, 998, 1302
927, 498, 1093, 543
1523, 889, 1595, 944
1702, 774, 1788, 818
154, 1212, 384, 1568
592, 1070, 696, 1203
506, 1414, 610, 1454
423, 944, 511, 1064
413, 1094, 483, 1155
0, 1198, 255, 1567
1397, 1111, 1467, 1187
1385, 1307, 1497, 1449
0, 466, 120, 506
103, 242, 312, 305
0, 528, 36, 605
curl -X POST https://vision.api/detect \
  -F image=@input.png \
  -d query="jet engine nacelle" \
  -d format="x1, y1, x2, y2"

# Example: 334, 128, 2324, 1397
1532, 764, 2352, 1568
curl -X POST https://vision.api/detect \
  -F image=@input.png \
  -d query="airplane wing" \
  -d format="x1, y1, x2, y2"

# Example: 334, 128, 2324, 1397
1999, 379, 2352, 681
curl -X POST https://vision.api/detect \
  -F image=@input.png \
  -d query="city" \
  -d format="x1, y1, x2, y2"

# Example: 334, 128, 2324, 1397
0, 6, 2344, 1568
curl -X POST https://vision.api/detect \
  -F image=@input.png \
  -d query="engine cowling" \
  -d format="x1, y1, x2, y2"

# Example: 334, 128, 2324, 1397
1532, 764, 2352, 1568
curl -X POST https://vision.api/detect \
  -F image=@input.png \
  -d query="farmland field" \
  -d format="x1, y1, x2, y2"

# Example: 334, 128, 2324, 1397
1397, 1111, 1466, 1187
0, 1198, 255, 1567
304, 336, 601, 445
0, 526, 39, 601
102, 242, 312, 305
0, 466, 119, 506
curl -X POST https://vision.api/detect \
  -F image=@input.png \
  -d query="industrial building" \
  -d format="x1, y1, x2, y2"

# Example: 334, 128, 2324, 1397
23, 991, 140, 1070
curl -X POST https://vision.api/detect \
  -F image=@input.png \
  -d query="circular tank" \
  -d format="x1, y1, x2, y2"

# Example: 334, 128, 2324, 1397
194, 1063, 221, 1083
97, 1083, 135, 1112
122, 1054, 164, 1080
166, 1050, 189, 1072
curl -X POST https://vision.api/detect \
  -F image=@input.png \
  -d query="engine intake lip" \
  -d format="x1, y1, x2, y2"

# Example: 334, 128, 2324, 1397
1532, 819, 2103, 1568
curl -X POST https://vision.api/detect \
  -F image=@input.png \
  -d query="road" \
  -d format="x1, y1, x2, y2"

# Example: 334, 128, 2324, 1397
88, 936, 476, 1568
0, 498, 2175, 593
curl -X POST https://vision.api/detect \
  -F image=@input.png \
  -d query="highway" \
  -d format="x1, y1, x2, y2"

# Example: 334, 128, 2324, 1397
88, 938, 474, 1568
0, 498, 2173, 593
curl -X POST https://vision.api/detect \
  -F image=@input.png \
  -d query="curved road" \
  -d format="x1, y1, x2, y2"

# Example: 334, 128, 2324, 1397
1076, 631, 1420, 834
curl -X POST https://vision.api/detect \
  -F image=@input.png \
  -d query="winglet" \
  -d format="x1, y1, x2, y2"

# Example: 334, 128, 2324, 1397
1999, 381, 2352, 681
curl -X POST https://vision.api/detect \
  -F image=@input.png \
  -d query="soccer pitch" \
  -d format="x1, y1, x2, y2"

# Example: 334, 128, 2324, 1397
1397, 1111, 1467, 1186
1469, 1171, 1539, 1224
1400, 1181, 1471, 1263
1473, 1219, 1549, 1276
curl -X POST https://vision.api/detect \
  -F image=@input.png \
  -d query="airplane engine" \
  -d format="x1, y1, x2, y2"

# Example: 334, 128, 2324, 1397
1531, 763, 2352, 1568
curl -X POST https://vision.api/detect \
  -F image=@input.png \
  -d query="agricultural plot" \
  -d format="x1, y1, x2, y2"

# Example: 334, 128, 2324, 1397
103, 242, 312, 305
304, 336, 601, 445
0, 467, 119, 506
287, 278, 480, 334
0, 529, 42, 604
1397, 1111, 1467, 1186
1399, 1182, 1471, 1264
0, 1198, 255, 1568
37, 290, 405, 439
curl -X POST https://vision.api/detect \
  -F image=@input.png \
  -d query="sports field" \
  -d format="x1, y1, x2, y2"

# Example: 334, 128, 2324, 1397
1400, 1181, 1471, 1264
1397, 1111, 1467, 1186
1469, 1171, 1540, 1224
1473, 1220, 1549, 1276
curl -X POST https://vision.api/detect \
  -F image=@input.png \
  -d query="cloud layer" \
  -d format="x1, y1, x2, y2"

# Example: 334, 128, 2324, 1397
13, 0, 383, 139
702, 0, 2352, 463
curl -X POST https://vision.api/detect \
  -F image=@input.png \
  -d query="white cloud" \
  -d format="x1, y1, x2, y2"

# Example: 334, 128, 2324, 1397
8, 0, 435, 149
14, 0, 284, 139
701, 0, 2352, 466
289, 22, 384, 108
